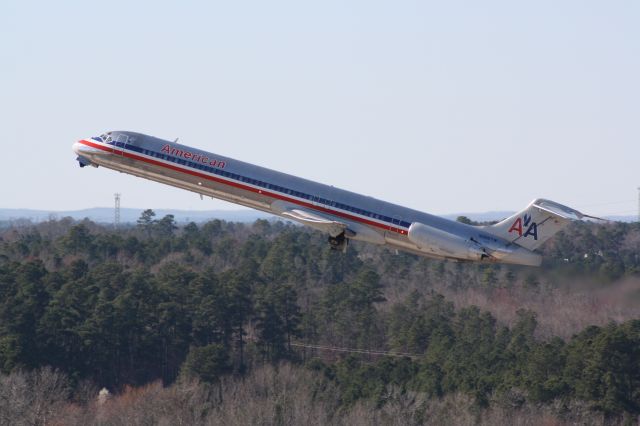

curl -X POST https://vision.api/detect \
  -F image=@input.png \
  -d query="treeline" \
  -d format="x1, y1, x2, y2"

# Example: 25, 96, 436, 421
0, 213, 639, 421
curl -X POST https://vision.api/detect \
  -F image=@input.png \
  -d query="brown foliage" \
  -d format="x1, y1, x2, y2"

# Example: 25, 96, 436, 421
0, 367, 69, 426
0, 365, 636, 425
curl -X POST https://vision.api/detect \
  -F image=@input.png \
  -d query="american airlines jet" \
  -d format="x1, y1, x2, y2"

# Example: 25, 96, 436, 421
73, 131, 599, 266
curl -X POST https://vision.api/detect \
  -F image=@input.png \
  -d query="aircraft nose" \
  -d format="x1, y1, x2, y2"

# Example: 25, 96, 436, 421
73, 139, 102, 156
73, 140, 98, 168
72, 141, 84, 155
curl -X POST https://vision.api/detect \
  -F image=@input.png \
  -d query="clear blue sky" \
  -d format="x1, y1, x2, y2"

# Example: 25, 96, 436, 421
2, 1, 639, 216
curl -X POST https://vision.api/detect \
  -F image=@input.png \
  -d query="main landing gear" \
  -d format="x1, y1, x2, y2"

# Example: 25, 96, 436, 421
328, 232, 348, 252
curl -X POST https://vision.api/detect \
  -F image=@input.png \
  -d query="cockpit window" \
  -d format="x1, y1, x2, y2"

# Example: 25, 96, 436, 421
99, 133, 113, 144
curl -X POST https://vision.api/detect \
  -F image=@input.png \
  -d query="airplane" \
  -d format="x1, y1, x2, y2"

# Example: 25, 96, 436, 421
73, 131, 600, 266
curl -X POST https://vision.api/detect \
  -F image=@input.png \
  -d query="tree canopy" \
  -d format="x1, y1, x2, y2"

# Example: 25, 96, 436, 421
0, 214, 639, 419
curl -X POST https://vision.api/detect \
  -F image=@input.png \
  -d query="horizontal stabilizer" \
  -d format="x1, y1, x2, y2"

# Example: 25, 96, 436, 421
532, 199, 605, 222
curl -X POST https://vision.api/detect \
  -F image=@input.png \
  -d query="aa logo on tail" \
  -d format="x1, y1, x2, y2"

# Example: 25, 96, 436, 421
508, 214, 538, 240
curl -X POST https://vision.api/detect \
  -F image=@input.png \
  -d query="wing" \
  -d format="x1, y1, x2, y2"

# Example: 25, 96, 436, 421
280, 208, 347, 237
271, 200, 387, 244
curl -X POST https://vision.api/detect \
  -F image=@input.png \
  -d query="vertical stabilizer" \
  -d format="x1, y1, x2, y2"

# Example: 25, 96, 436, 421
484, 199, 600, 251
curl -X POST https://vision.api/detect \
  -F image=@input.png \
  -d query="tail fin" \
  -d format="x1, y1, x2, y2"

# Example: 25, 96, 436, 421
484, 198, 602, 251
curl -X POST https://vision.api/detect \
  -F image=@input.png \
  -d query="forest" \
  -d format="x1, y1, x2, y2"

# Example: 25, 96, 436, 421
0, 212, 639, 425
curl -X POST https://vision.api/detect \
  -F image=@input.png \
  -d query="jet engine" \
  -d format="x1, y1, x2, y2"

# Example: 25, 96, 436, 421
407, 222, 489, 261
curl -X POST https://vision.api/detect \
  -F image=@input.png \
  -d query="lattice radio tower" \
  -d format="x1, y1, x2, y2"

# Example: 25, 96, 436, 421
114, 193, 121, 228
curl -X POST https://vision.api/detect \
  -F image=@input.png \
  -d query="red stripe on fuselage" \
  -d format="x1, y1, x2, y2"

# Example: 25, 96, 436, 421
78, 139, 407, 235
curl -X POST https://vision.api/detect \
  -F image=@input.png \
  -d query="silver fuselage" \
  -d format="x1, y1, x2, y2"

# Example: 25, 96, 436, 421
73, 131, 533, 263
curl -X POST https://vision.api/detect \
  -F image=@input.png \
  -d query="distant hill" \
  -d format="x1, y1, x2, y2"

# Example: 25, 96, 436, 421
0, 208, 633, 225
0, 208, 272, 224
441, 211, 514, 223
603, 215, 638, 223
0, 207, 515, 225
442, 212, 638, 223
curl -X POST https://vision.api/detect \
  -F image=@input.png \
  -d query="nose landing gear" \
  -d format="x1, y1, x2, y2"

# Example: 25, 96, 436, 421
76, 156, 97, 168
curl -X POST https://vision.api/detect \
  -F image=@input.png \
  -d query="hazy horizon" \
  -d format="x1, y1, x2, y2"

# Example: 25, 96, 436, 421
2, 206, 637, 225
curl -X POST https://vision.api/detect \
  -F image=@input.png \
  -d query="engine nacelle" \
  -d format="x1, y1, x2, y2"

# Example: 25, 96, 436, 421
408, 222, 488, 261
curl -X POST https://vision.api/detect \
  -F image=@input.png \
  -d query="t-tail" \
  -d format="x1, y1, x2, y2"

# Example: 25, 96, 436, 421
484, 199, 603, 251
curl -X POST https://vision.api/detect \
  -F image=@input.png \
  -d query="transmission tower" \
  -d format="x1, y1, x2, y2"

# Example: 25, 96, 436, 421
114, 193, 121, 228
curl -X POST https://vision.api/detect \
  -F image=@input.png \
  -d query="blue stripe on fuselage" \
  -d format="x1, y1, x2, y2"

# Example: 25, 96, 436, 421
108, 140, 412, 230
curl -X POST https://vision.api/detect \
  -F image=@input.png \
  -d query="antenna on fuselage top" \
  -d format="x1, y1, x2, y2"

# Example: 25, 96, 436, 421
174, 138, 179, 143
